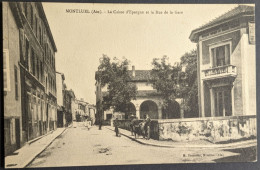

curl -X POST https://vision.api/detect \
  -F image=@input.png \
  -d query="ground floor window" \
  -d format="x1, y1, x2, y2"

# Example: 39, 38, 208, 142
214, 89, 232, 116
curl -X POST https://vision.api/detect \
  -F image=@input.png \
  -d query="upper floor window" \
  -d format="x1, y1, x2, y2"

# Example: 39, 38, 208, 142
3, 49, 11, 91
14, 65, 19, 100
210, 42, 231, 67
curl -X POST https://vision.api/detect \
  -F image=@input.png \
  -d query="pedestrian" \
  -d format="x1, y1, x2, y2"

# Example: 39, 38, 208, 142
144, 114, 151, 140
130, 115, 136, 136
114, 118, 121, 137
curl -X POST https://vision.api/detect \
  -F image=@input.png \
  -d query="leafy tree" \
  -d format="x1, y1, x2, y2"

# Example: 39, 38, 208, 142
151, 50, 199, 118
180, 50, 199, 118
150, 56, 181, 108
96, 55, 137, 113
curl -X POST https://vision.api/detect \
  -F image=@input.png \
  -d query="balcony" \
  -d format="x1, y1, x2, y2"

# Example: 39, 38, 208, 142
202, 65, 237, 81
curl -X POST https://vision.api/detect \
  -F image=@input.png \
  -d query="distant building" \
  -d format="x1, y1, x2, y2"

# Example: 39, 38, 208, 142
64, 89, 75, 125
56, 72, 66, 127
96, 66, 184, 120
189, 5, 256, 117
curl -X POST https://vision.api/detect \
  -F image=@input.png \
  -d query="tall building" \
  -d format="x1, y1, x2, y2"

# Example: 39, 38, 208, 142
189, 5, 256, 117
3, 2, 58, 155
3, 2, 23, 155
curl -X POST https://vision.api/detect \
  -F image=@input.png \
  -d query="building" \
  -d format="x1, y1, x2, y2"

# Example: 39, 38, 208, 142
189, 5, 256, 117
56, 72, 66, 127
64, 89, 75, 125
96, 66, 184, 120
74, 98, 88, 121
3, 2, 58, 154
3, 2, 23, 155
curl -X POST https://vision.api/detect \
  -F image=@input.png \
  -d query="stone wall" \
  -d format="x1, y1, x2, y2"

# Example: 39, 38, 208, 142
117, 115, 256, 143
158, 115, 256, 143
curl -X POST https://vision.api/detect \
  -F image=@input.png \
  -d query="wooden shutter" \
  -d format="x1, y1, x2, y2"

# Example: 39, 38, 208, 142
3, 49, 11, 91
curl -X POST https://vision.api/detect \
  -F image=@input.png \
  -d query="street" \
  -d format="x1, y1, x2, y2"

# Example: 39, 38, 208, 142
28, 122, 256, 167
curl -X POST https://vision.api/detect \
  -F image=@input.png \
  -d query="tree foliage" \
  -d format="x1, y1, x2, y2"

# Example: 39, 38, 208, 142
151, 50, 199, 118
96, 55, 137, 112
151, 56, 181, 108
180, 50, 199, 117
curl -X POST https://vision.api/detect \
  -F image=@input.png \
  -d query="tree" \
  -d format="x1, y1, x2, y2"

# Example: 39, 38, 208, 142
150, 56, 181, 108
179, 50, 199, 118
151, 51, 199, 118
96, 55, 137, 114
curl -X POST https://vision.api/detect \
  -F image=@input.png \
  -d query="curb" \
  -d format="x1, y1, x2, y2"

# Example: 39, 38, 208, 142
22, 128, 68, 168
105, 127, 257, 149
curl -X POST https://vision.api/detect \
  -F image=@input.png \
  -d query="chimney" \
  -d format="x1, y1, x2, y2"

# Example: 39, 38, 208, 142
132, 65, 135, 77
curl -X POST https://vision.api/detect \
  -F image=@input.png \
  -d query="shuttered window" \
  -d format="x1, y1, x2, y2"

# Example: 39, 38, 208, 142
3, 49, 11, 91
14, 65, 19, 100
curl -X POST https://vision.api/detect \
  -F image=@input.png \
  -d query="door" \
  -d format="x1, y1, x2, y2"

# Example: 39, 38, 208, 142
15, 119, 20, 149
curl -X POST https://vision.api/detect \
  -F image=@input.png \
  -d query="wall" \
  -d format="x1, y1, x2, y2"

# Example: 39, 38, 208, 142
3, 2, 23, 155
117, 115, 256, 143
56, 74, 63, 106
158, 115, 256, 143
136, 82, 154, 91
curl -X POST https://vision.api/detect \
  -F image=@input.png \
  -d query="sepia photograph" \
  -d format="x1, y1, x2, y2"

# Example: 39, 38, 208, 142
2, 1, 257, 168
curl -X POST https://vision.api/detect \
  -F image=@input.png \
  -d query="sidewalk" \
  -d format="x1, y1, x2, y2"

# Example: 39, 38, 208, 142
106, 126, 257, 149
5, 127, 67, 168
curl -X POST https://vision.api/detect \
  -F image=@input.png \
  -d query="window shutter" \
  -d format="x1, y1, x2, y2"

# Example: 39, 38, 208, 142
3, 49, 11, 91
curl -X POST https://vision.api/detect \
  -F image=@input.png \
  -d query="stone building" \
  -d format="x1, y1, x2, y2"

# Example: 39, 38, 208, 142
189, 5, 256, 117
96, 66, 184, 120
3, 2, 58, 154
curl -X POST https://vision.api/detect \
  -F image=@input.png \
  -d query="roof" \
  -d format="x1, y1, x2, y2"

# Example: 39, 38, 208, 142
37, 2, 57, 52
189, 5, 255, 42
128, 70, 152, 81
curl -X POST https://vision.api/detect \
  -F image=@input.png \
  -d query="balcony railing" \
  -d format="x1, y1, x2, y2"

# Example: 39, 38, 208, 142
202, 65, 237, 80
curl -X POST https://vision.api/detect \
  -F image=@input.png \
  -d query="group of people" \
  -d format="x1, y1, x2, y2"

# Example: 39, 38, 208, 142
114, 114, 151, 140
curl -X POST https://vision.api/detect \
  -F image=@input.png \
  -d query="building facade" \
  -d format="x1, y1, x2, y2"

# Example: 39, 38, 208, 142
56, 72, 66, 127
64, 89, 75, 125
189, 5, 256, 117
3, 2, 58, 155
3, 2, 23, 155
96, 66, 184, 120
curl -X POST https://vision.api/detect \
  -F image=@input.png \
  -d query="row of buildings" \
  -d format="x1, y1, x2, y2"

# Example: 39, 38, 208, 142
96, 5, 256, 121
3, 2, 96, 156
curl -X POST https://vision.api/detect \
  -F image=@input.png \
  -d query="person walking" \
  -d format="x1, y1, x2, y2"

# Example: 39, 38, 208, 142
144, 114, 151, 140
130, 115, 137, 136
114, 118, 121, 137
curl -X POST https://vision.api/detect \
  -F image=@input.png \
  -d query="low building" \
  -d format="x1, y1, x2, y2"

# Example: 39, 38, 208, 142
96, 66, 184, 120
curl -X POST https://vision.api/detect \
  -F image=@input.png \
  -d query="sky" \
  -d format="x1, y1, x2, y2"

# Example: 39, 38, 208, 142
42, 3, 242, 104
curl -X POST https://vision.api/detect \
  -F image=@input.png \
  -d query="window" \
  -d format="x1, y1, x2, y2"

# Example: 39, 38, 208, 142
37, 58, 40, 80
25, 38, 30, 69
210, 43, 231, 67
14, 65, 19, 100
23, 2, 27, 17
4, 119, 11, 145
214, 89, 232, 117
31, 48, 35, 75
35, 15, 38, 37
3, 49, 11, 91
30, 4, 34, 28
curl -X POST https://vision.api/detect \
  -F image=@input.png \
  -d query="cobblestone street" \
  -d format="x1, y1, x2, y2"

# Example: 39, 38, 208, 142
28, 123, 256, 167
